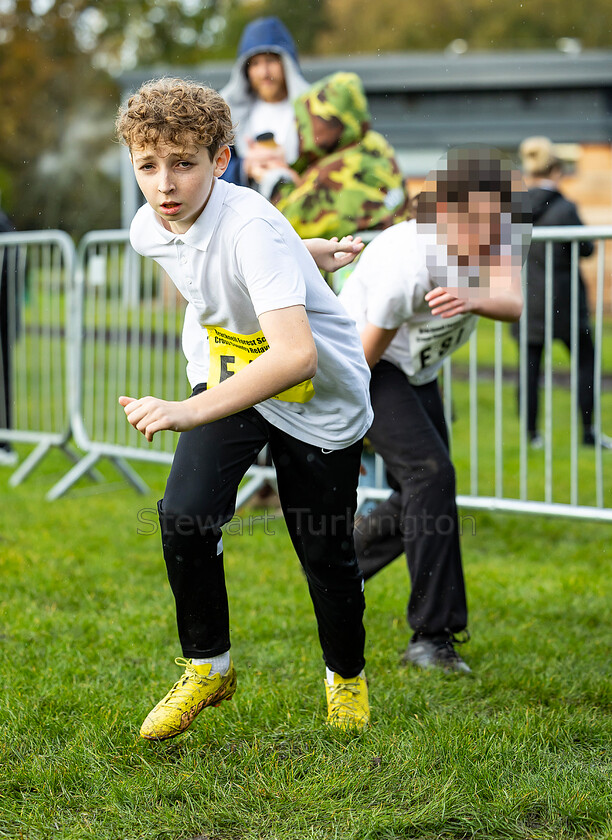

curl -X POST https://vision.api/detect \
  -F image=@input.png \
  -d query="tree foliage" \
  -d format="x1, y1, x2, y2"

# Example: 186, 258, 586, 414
0, 1, 120, 233
316, 0, 612, 53
209, 0, 328, 59
71, 0, 240, 71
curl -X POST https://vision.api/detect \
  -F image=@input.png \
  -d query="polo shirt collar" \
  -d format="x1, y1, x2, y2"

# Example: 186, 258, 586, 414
150, 177, 228, 251
181, 177, 227, 251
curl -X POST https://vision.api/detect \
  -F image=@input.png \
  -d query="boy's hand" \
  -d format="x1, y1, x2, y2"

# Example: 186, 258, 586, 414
119, 395, 200, 442
425, 286, 474, 319
425, 277, 522, 323
244, 139, 287, 170
243, 140, 295, 183
306, 235, 365, 273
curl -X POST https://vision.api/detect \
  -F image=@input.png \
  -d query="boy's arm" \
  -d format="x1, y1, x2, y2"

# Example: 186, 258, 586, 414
360, 322, 399, 369
304, 236, 364, 272
120, 304, 317, 442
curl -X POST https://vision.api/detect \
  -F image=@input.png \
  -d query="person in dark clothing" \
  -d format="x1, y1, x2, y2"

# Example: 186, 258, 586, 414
514, 136, 610, 449
0, 208, 18, 467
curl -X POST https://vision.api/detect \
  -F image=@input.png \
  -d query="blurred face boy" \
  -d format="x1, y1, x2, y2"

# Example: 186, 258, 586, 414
246, 52, 288, 103
417, 149, 531, 298
436, 191, 503, 262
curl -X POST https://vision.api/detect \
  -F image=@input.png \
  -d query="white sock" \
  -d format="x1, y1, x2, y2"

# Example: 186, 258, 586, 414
326, 667, 365, 684
192, 651, 231, 675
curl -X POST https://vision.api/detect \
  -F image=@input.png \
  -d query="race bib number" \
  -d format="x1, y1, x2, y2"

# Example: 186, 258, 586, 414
410, 314, 477, 373
206, 326, 315, 404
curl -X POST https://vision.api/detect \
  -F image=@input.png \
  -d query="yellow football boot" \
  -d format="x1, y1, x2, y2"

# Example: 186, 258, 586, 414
324, 672, 370, 732
140, 657, 236, 741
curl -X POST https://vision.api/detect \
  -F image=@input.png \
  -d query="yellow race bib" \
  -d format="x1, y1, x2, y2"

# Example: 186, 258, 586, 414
206, 325, 315, 404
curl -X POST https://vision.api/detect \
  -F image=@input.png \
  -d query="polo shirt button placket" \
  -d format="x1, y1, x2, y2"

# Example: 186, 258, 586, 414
176, 239, 194, 296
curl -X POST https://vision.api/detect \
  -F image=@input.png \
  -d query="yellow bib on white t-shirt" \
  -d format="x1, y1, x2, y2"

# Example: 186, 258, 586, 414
206, 325, 315, 403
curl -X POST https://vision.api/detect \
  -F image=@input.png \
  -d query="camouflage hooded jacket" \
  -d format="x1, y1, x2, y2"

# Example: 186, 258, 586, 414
272, 72, 411, 239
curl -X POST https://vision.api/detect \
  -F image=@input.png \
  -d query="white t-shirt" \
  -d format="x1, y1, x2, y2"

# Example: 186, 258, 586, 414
130, 178, 373, 449
338, 219, 478, 386
244, 99, 299, 164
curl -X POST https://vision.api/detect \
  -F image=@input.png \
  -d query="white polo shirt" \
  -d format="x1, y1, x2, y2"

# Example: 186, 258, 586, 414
130, 178, 373, 449
338, 219, 478, 386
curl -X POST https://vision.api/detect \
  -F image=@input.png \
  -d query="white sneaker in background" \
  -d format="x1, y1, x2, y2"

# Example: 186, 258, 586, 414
0, 447, 18, 467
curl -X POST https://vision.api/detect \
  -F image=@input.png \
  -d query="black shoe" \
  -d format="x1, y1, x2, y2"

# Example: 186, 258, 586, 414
583, 429, 612, 450
401, 633, 472, 674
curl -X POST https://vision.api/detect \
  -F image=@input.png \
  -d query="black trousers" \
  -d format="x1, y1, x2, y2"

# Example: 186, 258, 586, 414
159, 383, 366, 679
354, 360, 467, 637
522, 333, 595, 435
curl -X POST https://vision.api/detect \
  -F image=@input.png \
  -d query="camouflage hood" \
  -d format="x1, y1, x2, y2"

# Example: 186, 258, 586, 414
273, 72, 411, 239
293, 71, 371, 171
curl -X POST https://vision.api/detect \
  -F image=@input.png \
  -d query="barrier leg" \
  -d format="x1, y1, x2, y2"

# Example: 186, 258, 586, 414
8, 437, 105, 489
46, 451, 150, 501
8, 440, 53, 487
46, 451, 104, 501
61, 441, 105, 484
109, 457, 149, 495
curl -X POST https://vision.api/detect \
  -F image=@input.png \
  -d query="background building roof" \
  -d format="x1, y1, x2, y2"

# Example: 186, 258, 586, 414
120, 48, 612, 146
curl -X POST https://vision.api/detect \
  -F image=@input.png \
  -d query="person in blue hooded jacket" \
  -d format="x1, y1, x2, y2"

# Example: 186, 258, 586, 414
221, 17, 310, 189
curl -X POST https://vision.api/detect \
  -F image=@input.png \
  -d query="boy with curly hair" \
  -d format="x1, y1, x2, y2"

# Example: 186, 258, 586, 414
115, 78, 372, 739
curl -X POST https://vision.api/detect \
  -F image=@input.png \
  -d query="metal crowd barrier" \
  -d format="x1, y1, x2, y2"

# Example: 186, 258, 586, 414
0, 230, 80, 487
2, 226, 611, 521
46, 231, 185, 500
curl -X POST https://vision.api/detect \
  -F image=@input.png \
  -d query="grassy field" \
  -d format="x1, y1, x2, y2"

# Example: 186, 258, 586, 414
3, 259, 610, 838
1, 430, 611, 839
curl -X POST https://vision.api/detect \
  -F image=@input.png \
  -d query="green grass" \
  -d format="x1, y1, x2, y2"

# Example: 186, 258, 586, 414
1, 447, 611, 840
3, 266, 610, 838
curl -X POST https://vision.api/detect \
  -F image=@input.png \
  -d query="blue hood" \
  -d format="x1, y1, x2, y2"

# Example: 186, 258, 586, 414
221, 16, 309, 161
237, 17, 300, 66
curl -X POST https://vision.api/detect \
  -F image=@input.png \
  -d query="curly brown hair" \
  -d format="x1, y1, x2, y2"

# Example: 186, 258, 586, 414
116, 77, 235, 159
